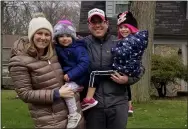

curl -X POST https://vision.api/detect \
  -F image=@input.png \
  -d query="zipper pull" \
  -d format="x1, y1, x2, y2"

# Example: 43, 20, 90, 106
48, 60, 51, 64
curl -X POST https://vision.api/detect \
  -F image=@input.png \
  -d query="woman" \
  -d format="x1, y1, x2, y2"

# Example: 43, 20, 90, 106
8, 13, 85, 129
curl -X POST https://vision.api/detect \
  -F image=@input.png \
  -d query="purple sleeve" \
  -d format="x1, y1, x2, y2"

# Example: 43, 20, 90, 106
53, 89, 61, 101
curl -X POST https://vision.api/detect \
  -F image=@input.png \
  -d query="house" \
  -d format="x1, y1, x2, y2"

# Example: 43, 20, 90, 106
2, 35, 20, 88
153, 1, 188, 93
78, 1, 188, 94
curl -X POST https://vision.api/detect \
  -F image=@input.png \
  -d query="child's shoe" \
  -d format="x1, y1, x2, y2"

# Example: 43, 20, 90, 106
128, 106, 134, 116
67, 112, 81, 129
81, 98, 98, 111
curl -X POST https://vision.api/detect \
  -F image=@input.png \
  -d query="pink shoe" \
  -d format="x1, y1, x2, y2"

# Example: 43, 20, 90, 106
81, 98, 98, 111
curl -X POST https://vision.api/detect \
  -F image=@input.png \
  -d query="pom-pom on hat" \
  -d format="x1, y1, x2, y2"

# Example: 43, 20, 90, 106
117, 11, 138, 28
53, 19, 77, 40
28, 12, 53, 42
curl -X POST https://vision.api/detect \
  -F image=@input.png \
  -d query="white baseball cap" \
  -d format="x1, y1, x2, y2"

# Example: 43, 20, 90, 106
88, 8, 105, 22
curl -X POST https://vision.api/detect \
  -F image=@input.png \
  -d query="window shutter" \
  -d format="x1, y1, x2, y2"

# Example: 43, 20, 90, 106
106, 1, 115, 17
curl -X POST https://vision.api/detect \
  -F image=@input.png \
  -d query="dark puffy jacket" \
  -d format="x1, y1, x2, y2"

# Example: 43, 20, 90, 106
55, 39, 90, 86
111, 30, 148, 77
83, 34, 145, 108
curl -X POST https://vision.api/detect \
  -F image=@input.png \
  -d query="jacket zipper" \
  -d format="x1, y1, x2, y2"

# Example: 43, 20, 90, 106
100, 43, 105, 108
48, 60, 62, 85
100, 44, 102, 68
48, 60, 51, 64
89, 43, 95, 62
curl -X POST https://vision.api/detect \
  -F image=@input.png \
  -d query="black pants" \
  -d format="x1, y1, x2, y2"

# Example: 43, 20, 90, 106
127, 85, 132, 101
84, 103, 129, 129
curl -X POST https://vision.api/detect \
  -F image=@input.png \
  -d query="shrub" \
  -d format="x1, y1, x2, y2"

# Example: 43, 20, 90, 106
151, 54, 187, 97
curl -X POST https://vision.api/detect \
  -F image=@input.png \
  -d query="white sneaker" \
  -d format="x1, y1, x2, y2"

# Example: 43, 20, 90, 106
128, 106, 134, 116
67, 112, 81, 129
128, 109, 133, 114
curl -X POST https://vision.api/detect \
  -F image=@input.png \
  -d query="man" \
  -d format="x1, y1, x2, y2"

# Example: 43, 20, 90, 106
82, 8, 145, 129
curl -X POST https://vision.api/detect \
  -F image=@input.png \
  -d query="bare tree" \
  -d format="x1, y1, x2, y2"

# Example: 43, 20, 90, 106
32, 1, 81, 27
2, 1, 32, 35
130, 1, 156, 102
1, 1, 5, 33
2, 1, 81, 35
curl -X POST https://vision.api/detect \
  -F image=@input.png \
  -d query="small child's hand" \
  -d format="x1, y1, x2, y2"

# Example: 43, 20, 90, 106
64, 74, 70, 82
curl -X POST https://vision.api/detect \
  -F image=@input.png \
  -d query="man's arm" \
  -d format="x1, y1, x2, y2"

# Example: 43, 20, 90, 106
127, 65, 145, 85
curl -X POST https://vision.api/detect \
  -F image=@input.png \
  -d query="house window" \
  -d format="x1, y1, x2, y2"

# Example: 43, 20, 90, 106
106, 1, 129, 17
115, 1, 129, 15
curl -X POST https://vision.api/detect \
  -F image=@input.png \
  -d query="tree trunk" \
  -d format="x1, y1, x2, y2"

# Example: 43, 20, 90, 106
163, 84, 167, 97
157, 87, 166, 97
130, 1, 156, 102
157, 82, 167, 97
157, 87, 163, 97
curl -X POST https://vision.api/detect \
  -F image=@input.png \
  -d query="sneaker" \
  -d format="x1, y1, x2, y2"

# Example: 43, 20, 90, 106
128, 106, 134, 116
67, 112, 81, 129
81, 98, 98, 111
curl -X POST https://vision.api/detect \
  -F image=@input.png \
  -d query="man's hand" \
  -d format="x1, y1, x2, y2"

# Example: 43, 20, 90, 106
64, 74, 70, 82
111, 71, 128, 84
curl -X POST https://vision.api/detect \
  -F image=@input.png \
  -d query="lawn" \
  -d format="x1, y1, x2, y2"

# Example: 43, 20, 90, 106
1, 90, 187, 128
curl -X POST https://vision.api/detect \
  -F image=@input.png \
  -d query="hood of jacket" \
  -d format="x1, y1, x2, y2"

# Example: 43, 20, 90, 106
10, 36, 29, 58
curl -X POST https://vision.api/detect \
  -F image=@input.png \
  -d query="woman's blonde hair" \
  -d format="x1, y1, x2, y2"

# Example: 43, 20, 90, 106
25, 39, 54, 61
25, 12, 54, 60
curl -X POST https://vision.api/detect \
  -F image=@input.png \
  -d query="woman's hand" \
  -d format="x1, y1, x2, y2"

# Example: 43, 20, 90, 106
59, 84, 74, 98
111, 71, 128, 84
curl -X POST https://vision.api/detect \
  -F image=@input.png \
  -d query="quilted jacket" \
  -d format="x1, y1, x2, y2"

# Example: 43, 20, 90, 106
8, 37, 85, 129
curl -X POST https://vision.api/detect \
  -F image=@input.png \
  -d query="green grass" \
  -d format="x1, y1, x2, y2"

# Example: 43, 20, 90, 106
1, 90, 34, 128
127, 100, 187, 128
1, 90, 187, 128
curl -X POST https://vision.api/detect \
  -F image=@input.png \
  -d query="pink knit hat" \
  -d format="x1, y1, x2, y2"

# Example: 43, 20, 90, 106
53, 19, 77, 40
57, 20, 73, 25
